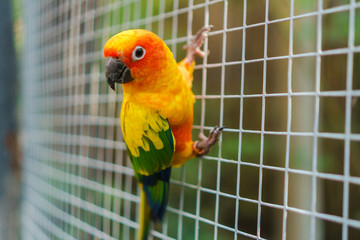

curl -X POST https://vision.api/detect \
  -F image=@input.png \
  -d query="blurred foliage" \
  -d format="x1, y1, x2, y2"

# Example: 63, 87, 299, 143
100, 0, 360, 239
171, 0, 359, 239
16, 0, 360, 239
11, 0, 22, 54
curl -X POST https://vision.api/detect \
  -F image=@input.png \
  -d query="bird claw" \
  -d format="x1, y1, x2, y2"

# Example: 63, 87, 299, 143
194, 126, 224, 156
184, 25, 213, 64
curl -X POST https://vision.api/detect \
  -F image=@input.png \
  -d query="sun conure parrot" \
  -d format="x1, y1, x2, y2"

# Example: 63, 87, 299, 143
103, 26, 223, 240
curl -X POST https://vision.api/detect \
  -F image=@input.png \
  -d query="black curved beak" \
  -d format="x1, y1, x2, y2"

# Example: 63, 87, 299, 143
105, 57, 134, 90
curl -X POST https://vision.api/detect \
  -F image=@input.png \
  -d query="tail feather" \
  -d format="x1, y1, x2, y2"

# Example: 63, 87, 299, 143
138, 189, 150, 240
136, 167, 171, 239
138, 167, 171, 221
144, 176, 169, 221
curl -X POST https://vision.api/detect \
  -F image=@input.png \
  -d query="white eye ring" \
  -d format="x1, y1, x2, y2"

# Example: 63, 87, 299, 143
132, 46, 146, 61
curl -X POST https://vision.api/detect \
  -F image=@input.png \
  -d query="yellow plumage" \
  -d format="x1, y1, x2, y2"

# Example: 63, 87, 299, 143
104, 27, 221, 240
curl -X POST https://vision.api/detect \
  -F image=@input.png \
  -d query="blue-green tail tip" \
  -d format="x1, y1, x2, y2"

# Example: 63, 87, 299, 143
137, 167, 171, 222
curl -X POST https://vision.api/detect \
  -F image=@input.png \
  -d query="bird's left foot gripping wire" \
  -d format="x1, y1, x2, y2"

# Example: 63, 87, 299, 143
184, 25, 213, 64
193, 126, 224, 156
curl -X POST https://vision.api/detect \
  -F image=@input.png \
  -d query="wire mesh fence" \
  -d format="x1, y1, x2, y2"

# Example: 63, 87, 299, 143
20, 0, 360, 239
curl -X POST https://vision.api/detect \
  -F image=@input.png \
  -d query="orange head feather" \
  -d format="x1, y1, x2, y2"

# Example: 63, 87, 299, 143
103, 29, 176, 88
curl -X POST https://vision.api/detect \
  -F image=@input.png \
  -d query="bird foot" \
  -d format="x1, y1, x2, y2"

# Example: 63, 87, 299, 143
194, 126, 224, 156
184, 25, 213, 65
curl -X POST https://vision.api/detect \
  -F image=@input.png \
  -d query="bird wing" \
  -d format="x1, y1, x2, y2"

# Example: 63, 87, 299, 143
121, 99, 175, 176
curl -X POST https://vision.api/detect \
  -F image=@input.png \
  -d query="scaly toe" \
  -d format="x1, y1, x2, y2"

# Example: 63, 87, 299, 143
184, 25, 213, 64
194, 126, 224, 156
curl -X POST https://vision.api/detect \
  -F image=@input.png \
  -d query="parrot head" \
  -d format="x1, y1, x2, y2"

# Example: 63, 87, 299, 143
103, 29, 173, 91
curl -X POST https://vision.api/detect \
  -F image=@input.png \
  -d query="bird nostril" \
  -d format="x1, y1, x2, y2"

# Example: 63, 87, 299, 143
116, 51, 125, 60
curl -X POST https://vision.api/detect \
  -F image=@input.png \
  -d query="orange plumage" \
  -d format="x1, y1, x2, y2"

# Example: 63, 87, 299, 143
103, 27, 221, 239
104, 29, 197, 166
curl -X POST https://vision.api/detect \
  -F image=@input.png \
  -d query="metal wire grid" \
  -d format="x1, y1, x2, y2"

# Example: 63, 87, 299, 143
20, 0, 360, 239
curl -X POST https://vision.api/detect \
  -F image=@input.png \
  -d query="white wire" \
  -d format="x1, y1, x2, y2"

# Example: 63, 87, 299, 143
20, 0, 360, 239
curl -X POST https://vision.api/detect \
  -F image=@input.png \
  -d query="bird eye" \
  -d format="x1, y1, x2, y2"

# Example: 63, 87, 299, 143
132, 46, 146, 61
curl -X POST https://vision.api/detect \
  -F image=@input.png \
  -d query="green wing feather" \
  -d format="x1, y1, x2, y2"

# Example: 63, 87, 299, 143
121, 100, 175, 175
121, 100, 175, 235
127, 123, 174, 175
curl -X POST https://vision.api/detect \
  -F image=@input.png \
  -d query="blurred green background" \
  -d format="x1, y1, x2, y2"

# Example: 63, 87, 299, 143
101, 0, 360, 239
3, 0, 360, 239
